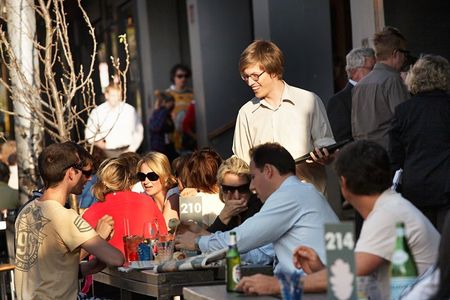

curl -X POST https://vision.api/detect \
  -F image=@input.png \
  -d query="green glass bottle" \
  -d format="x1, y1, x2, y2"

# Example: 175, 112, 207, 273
390, 222, 418, 300
226, 232, 241, 292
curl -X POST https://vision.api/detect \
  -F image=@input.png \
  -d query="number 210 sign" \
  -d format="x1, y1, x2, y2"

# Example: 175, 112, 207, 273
179, 196, 203, 226
325, 222, 357, 300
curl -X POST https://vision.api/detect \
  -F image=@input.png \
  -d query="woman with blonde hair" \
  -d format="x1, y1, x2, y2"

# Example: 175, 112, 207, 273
137, 152, 179, 225
82, 156, 167, 255
208, 156, 262, 233
389, 54, 450, 232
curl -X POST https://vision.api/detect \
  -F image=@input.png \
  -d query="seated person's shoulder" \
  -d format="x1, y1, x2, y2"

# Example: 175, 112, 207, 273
180, 188, 198, 198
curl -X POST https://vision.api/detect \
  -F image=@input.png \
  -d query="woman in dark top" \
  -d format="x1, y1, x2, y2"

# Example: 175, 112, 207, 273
208, 156, 262, 233
389, 54, 450, 232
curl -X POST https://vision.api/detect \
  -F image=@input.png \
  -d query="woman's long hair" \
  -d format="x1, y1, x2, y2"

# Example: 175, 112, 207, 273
179, 148, 222, 194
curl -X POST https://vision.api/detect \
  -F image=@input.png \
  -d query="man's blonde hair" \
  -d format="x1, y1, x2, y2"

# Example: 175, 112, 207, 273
239, 40, 284, 79
373, 26, 407, 61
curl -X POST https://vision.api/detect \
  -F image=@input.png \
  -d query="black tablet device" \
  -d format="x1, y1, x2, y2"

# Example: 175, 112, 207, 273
294, 139, 352, 164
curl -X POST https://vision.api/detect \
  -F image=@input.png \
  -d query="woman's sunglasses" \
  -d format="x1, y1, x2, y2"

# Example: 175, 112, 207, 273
221, 183, 250, 194
137, 171, 160, 182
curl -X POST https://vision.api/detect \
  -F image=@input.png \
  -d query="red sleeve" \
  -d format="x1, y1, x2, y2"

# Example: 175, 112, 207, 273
81, 203, 103, 228
182, 103, 195, 133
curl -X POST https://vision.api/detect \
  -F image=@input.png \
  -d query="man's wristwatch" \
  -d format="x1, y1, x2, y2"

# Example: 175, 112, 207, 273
194, 236, 201, 251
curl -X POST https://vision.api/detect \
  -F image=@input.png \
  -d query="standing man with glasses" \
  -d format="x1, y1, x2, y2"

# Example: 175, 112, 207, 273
232, 40, 335, 194
351, 26, 410, 150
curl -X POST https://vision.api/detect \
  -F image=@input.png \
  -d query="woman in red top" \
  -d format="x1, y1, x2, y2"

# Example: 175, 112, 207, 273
82, 156, 167, 256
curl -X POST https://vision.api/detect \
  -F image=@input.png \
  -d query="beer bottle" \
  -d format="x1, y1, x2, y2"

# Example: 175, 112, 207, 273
390, 222, 418, 300
226, 231, 241, 292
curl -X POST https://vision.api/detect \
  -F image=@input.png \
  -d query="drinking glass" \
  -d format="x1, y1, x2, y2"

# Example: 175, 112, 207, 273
275, 270, 304, 300
155, 234, 175, 263
123, 235, 143, 262
139, 220, 159, 261
122, 218, 142, 262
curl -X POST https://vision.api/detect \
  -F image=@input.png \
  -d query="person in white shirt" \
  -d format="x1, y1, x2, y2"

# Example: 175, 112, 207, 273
85, 84, 144, 157
232, 40, 335, 194
238, 141, 440, 297
288, 141, 440, 298
401, 212, 450, 300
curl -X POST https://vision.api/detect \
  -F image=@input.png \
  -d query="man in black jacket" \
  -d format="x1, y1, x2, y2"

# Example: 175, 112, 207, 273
326, 47, 375, 142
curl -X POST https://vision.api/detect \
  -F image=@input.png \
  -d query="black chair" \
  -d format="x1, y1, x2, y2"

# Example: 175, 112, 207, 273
0, 211, 16, 300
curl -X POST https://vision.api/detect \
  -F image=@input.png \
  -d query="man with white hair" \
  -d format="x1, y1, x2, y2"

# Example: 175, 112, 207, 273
326, 48, 375, 142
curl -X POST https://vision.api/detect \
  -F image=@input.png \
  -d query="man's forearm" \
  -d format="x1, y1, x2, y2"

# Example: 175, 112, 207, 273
302, 269, 328, 293
80, 258, 107, 276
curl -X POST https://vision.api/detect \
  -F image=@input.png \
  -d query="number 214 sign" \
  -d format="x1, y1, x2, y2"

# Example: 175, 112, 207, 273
325, 222, 357, 300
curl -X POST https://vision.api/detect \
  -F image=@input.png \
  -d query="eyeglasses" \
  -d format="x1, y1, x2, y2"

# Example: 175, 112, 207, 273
65, 161, 94, 177
241, 70, 265, 82
221, 183, 250, 194
175, 73, 189, 79
137, 171, 160, 182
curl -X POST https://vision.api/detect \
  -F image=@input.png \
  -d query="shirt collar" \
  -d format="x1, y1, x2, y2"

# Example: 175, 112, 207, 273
374, 62, 399, 74
372, 188, 396, 210
349, 79, 357, 86
255, 82, 295, 112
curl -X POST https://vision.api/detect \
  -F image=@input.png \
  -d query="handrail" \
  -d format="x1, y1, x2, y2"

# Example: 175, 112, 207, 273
207, 120, 235, 140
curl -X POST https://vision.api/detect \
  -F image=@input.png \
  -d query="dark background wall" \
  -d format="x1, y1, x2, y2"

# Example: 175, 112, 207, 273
384, 0, 450, 61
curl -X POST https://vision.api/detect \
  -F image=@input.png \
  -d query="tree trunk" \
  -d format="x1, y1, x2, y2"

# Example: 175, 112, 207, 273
6, 0, 44, 202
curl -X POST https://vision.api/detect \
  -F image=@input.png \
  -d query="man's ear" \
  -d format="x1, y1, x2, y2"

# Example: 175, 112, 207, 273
263, 164, 276, 179
66, 167, 76, 181
262, 164, 271, 178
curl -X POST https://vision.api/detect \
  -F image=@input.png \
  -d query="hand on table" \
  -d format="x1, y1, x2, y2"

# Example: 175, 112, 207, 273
96, 214, 114, 241
177, 220, 209, 235
293, 245, 325, 274
236, 274, 280, 295
175, 220, 211, 250
174, 230, 200, 251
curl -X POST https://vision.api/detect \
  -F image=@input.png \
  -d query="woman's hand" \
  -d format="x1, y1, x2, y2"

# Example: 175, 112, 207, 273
219, 196, 248, 225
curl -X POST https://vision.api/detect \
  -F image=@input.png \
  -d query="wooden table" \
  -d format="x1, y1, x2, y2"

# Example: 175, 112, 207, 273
183, 285, 327, 300
183, 285, 278, 300
93, 265, 273, 300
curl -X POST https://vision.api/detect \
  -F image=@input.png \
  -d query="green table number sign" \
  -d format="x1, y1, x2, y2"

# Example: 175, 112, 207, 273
179, 195, 203, 226
325, 222, 356, 300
